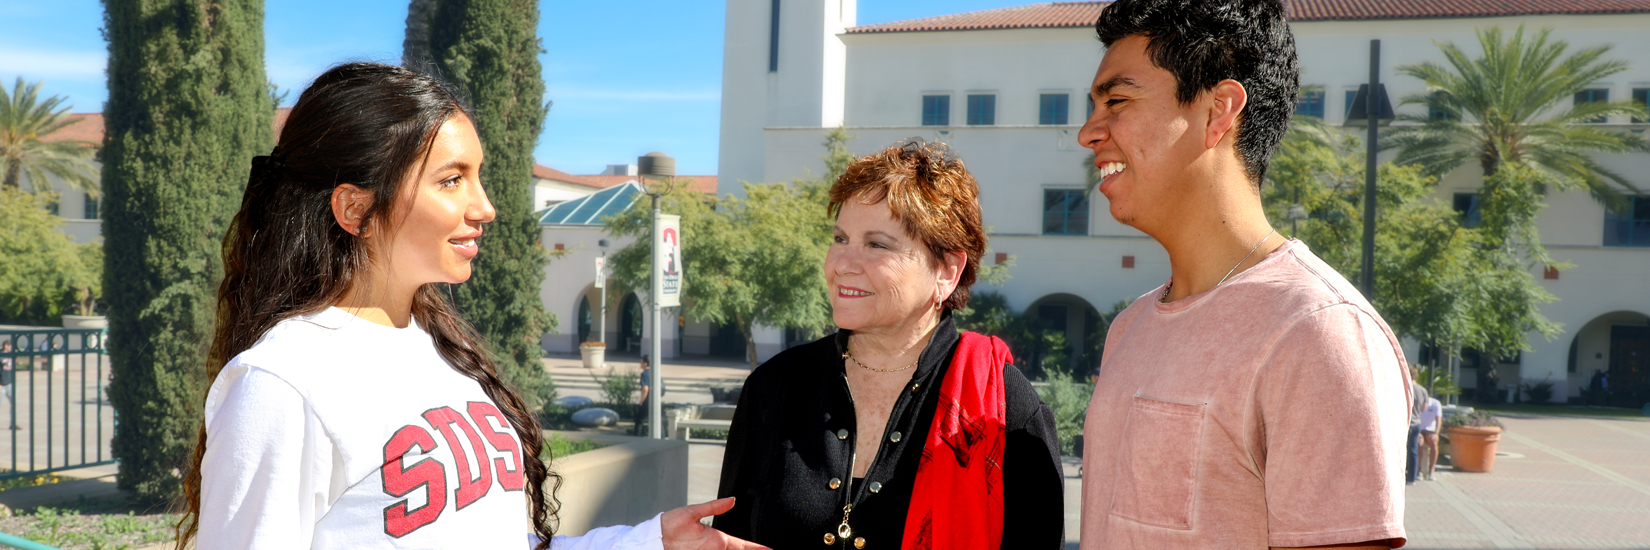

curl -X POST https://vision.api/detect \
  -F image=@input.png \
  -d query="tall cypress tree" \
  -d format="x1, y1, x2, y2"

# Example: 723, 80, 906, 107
411, 0, 555, 410
101, 0, 272, 500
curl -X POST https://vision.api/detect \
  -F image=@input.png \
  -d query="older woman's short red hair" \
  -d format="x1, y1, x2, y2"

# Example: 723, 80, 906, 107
828, 140, 986, 311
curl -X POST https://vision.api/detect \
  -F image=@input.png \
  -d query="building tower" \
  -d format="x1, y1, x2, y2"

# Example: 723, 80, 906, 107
718, 0, 854, 194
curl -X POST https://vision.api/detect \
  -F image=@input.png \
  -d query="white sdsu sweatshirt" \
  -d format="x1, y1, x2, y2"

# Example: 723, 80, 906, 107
201, 307, 661, 550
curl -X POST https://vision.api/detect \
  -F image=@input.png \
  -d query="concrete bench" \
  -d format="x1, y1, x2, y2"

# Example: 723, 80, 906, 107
672, 418, 732, 441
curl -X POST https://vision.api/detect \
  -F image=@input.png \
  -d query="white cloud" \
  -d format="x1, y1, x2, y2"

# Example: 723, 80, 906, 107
0, 47, 105, 79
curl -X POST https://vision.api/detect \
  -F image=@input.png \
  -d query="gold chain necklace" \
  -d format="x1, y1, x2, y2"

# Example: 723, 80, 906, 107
841, 349, 919, 373
1161, 229, 1276, 303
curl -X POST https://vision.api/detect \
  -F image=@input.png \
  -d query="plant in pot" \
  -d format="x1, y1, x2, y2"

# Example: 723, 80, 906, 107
578, 341, 606, 369
1444, 410, 1504, 473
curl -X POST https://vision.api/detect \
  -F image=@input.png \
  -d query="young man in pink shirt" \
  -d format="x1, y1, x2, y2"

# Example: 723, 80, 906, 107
1077, 0, 1412, 548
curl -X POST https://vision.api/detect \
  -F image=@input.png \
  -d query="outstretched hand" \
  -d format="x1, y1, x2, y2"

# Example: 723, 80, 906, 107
660, 498, 768, 550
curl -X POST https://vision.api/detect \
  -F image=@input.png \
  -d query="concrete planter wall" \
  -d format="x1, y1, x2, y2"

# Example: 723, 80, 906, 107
546, 431, 688, 537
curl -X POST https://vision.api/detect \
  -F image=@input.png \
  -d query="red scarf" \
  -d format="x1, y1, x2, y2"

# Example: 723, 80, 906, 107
902, 331, 1010, 550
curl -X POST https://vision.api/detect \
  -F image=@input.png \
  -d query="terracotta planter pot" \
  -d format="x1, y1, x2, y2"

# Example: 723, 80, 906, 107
1447, 426, 1503, 473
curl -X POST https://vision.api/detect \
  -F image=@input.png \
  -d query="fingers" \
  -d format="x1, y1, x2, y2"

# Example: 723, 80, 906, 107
726, 538, 772, 550
682, 497, 736, 520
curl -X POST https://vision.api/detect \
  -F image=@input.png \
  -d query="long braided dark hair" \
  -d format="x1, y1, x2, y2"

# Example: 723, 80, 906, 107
176, 62, 560, 549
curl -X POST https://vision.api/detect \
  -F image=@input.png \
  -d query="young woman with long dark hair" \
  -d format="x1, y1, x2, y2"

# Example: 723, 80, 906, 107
177, 62, 760, 550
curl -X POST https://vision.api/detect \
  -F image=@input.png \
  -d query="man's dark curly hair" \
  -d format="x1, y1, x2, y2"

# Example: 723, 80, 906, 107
1095, 0, 1300, 185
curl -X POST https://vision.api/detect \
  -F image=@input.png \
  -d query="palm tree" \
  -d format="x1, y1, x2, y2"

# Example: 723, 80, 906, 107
1384, 26, 1646, 400
1385, 26, 1648, 209
0, 78, 98, 194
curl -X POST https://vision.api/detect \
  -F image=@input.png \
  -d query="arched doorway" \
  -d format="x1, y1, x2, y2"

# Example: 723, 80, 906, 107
620, 293, 643, 353
577, 295, 592, 345
1570, 311, 1650, 409
1024, 294, 1103, 379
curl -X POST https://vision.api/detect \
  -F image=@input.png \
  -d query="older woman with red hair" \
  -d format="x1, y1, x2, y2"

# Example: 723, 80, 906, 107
713, 140, 1065, 550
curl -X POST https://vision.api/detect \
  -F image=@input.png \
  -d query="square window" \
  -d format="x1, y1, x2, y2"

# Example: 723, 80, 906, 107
1294, 89, 1324, 119
1453, 193, 1482, 229
1039, 94, 1069, 125
1344, 90, 1358, 117
1427, 91, 1456, 121
1604, 195, 1650, 247
922, 95, 950, 126
83, 193, 98, 219
1574, 88, 1609, 123
1632, 88, 1648, 124
1087, 95, 1095, 118
1042, 189, 1089, 235
967, 94, 995, 126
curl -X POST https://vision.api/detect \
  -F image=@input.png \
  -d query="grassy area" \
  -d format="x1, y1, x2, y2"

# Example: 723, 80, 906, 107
0, 496, 178, 550
1473, 403, 1647, 419
543, 432, 607, 459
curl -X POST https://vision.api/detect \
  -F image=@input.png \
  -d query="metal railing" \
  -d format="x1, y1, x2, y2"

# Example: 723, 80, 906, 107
0, 531, 59, 550
0, 328, 116, 480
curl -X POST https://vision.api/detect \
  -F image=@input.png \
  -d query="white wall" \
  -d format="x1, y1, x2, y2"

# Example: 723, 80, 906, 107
729, 9, 1650, 397
719, 0, 855, 193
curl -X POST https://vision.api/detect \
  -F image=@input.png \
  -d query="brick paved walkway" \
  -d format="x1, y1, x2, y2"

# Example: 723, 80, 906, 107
686, 413, 1650, 549
1403, 413, 1650, 549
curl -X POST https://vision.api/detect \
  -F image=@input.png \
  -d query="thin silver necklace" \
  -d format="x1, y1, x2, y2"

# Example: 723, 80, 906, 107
1161, 229, 1277, 303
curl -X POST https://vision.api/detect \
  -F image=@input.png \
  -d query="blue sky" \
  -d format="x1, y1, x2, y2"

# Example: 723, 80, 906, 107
0, 0, 1032, 176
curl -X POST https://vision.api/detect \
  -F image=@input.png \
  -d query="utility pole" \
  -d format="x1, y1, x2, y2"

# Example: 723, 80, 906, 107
1360, 39, 1381, 300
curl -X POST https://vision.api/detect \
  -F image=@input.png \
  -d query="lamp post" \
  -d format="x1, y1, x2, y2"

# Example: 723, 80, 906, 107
1344, 40, 1395, 301
639, 151, 676, 438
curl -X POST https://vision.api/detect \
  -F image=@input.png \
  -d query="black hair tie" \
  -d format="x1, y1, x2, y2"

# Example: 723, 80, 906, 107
249, 146, 289, 183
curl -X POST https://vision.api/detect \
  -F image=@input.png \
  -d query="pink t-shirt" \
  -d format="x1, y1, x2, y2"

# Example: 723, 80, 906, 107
1081, 240, 1410, 549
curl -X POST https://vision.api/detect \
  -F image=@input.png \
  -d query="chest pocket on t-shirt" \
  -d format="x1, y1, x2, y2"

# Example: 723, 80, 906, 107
1109, 395, 1205, 530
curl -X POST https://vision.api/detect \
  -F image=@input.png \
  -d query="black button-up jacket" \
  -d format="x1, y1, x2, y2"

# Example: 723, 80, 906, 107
713, 315, 1065, 549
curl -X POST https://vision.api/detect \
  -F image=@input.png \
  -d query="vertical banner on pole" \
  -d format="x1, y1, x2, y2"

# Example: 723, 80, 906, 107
650, 212, 680, 438
654, 214, 682, 307
594, 257, 605, 289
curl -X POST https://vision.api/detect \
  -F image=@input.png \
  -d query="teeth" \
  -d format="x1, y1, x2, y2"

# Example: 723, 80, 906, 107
1099, 162, 1127, 178
449, 239, 475, 246
839, 287, 872, 297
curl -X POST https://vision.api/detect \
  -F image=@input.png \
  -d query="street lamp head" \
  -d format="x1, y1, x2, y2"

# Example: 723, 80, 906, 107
1344, 83, 1395, 127
598, 239, 609, 248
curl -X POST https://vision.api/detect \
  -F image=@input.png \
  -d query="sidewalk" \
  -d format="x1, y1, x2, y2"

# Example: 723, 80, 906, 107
597, 359, 1650, 548
1400, 414, 1650, 549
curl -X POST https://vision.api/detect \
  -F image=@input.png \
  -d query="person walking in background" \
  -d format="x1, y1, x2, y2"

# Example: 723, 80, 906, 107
1408, 366, 1431, 485
179, 62, 763, 550
1075, 0, 1412, 548
0, 340, 12, 406
636, 355, 653, 436
715, 141, 1065, 550
1418, 396, 1443, 481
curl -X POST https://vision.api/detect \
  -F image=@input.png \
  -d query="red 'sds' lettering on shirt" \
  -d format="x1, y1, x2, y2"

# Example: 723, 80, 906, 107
381, 424, 446, 538
468, 402, 525, 491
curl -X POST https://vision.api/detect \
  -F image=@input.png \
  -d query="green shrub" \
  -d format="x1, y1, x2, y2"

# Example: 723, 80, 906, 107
542, 433, 606, 459
1444, 410, 1503, 430
1519, 376, 1555, 404
0, 189, 101, 325
1036, 369, 1090, 456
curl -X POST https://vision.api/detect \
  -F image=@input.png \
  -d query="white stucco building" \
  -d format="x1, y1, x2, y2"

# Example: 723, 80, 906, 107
717, 0, 1650, 404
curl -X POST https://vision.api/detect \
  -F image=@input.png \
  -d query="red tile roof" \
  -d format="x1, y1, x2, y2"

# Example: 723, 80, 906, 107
41, 113, 717, 194
533, 164, 606, 188
533, 165, 716, 194
844, 0, 1650, 33
42, 108, 296, 144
